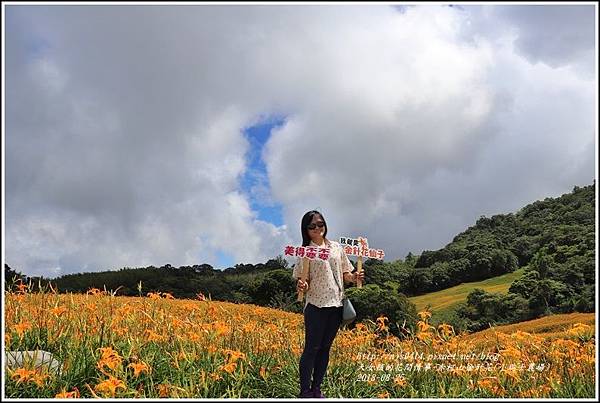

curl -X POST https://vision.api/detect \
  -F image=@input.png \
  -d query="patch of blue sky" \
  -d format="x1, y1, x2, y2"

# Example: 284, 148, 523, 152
24, 37, 51, 59
6, 8, 51, 60
240, 116, 287, 227
215, 250, 235, 269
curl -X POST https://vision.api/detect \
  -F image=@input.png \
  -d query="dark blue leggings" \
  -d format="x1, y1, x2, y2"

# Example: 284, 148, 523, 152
299, 303, 343, 392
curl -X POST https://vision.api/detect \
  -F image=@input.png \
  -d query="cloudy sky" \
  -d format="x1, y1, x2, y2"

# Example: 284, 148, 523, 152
3, 3, 597, 278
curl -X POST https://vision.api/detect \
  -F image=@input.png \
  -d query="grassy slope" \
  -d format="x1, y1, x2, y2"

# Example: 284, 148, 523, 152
460, 312, 595, 344
408, 268, 525, 313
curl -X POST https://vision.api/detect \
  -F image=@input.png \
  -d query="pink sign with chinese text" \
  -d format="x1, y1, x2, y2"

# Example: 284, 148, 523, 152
339, 236, 385, 260
284, 245, 331, 261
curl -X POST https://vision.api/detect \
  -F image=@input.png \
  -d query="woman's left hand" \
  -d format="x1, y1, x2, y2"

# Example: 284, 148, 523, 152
354, 271, 365, 283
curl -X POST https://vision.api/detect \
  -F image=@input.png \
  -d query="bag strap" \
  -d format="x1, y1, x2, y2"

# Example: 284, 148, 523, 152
330, 245, 346, 299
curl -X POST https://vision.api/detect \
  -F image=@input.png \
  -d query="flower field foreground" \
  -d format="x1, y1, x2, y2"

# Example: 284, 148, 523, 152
4, 285, 596, 398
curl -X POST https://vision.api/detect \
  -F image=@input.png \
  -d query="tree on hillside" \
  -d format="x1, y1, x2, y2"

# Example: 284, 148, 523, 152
405, 252, 417, 267
508, 270, 540, 299
246, 269, 296, 307
456, 289, 531, 332
346, 284, 418, 338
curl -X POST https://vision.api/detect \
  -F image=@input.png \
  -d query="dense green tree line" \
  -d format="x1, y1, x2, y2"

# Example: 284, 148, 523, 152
5, 182, 594, 336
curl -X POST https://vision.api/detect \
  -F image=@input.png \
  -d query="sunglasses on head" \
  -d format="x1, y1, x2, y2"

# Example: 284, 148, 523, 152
307, 222, 325, 230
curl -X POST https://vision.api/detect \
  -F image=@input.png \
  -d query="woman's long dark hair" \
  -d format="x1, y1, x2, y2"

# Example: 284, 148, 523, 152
301, 210, 328, 246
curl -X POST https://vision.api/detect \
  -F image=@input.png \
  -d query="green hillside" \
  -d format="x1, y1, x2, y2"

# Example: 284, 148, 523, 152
409, 268, 525, 313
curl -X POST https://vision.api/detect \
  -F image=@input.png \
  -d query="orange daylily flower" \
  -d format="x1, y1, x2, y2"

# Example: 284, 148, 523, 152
417, 310, 432, 321
55, 388, 80, 398
50, 306, 68, 316
11, 368, 36, 383
97, 347, 123, 372
394, 376, 407, 387
94, 376, 126, 397
219, 362, 238, 374
14, 321, 32, 337
128, 362, 150, 377
16, 282, 28, 294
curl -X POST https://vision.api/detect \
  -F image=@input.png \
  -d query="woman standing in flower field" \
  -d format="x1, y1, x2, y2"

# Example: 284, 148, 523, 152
293, 210, 364, 398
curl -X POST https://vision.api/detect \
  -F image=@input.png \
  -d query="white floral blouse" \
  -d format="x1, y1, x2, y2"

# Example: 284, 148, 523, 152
292, 239, 354, 309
